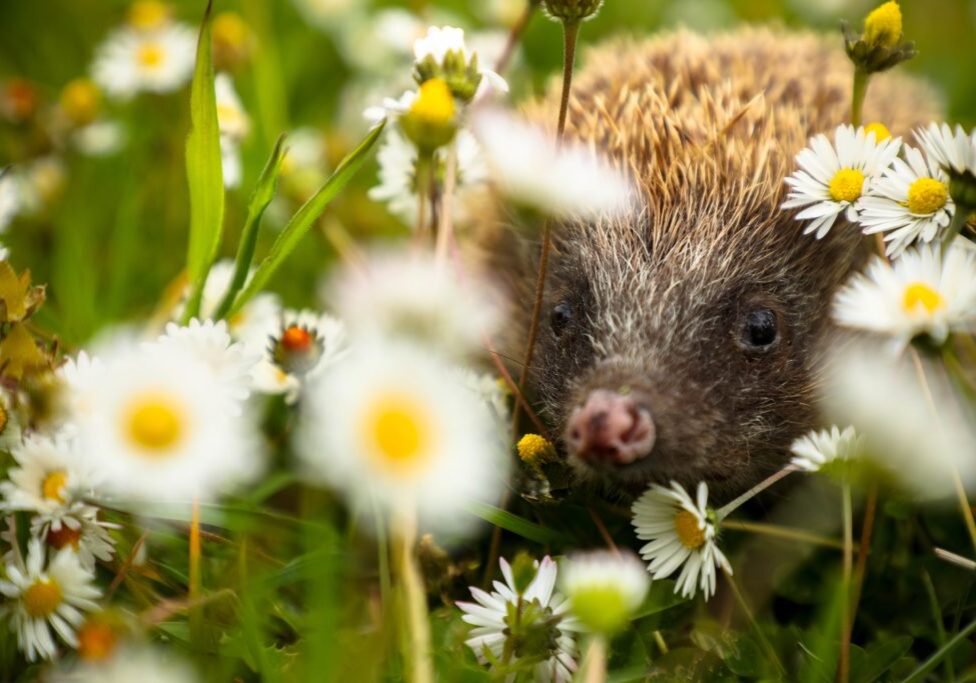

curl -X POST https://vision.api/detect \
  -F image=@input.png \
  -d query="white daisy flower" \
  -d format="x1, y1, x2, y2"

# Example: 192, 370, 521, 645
369, 128, 488, 224
296, 339, 508, 534
457, 556, 579, 682
858, 145, 955, 256
0, 539, 101, 661
833, 244, 976, 347
0, 433, 91, 516
471, 108, 634, 220
631, 481, 731, 600
789, 425, 863, 473
215, 74, 249, 189
0, 168, 20, 232
250, 309, 347, 403
783, 124, 902, 238
92, 23, 196, 100
559, 550, 650, 635
51, 645, 200, 683
328, 251, 497, 359
413, 26, 509, 98
69, 341, 262, 504
31, 506, 118, 572
73, 120, 126, 158
915, 122, 976, 177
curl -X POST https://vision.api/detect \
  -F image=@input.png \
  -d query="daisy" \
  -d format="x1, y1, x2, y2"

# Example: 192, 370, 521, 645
32, 506, 118, 572
369, 128, 488, 224
457, 556, 579, 682
216, 74, 249, 189
250, 309, 347, 403
631, 480, 731, 600
858, 145, 955, 256
915, 122, 976, 177
51, 645, 200, 683
0, 168, 19, 231
328, 251, 497, 358
559, 551, 649, 636
413, 26, 509, 100
0, 433, 91, 516
296, 339, 508, 534
69, 341, 262, 503
783, 124, 902, 238
0, 539, 101, 661
833, 244, 976, 346
92, 22, 196, 100
73, 120, 126, 158
789, 425, 863, 473
471, 108, 633, 220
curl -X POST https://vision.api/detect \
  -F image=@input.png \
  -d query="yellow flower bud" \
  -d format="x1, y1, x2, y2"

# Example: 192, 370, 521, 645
517, 433, 556, 465
213, 11, 253, 71
60, 78, 101, 127
864, 1, 903, 49
863, 122, 891, 142
400, 79, 457, 153
128, 1, 170, 31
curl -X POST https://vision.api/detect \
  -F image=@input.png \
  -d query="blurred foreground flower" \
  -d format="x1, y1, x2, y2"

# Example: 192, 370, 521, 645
559, 551, 648, 636
632, 481, 730, 600
53, 645, 199, 683
457, 555, 579, 681
790, 425, 863, 474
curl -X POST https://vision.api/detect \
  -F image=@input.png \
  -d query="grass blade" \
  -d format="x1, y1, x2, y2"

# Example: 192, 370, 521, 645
902, 617, 976, 683
214, 134, 287, 320
182, 0, 224, 323
228, 121, 386, 316
464, 501, 565, 545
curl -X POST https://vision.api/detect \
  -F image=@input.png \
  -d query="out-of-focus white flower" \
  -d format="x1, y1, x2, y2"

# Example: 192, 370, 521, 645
858, 145, 955, 256
789, 425, 863, 473
296, 340, 508, 534
457, 556, 579, 682
916, 123, 976, 177
0, 539, 101, 661
632, 481, 731, 600
69, 341, 262, 503
329, 252, 497, 358
559, 550, 649, 635
215, 74, 249, 189
0, 433, 91, 516
32, 507, 118, 572
16, 157, 67, 215
52, 645, 200, 683
833, 244, 976, 347
73, 120, 126, 157
92, 23, 196, 100
0, 168, 21, 231
471, 108, 634, 220
339, 9, 429, 73
369, 129, 487, 224
783, 124, 902, 239
290, 0, 360, 31
250, 309, 347, 403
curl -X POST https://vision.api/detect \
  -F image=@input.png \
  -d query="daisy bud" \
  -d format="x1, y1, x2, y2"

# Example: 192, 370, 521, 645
413, 26, 507, 102
863, 121, 891, 142
864, 1, 903, 49
517, 433, 556, 465
559, 551, 649, 636
842, 0, 915, 75
60, 78, 102, 127
400, 79, 457, 154
128, 0, 171, 31
542, 0, 604, 23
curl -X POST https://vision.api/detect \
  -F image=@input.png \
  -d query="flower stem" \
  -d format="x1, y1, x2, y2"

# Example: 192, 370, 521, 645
716, 465, 798, 520
434, 142, 458, 267
720, 519, 850, 550
494, 0, 539, 75
725, 570, 786, 677
839, 481, 854, 683
189, 496, 202, 646
581, 636, 608, 683
415, 153, 433, 246
851, 69, 869, 127
395, 508, 433, 683
942, 203, 972, 246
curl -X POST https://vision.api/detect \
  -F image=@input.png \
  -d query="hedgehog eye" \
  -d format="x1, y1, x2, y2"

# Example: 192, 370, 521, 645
550, 302, 573, 337
739, 307, 779, 350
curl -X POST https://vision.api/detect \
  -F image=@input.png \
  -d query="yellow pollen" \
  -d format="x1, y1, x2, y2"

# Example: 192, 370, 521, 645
906, 177, 948, 215
902, 282, 945, 315
829, 168, 865, 203
409, 79, 456, 127
23, 579, 62, 618
674, 510, 706, 550
363, 393, 432, 471
128, 1, 170, 30
864, 1, 903, 49
863, 122, 891, 141
41, 470, 68, 503
136, 43, 165, 68
125, 393, 184, 454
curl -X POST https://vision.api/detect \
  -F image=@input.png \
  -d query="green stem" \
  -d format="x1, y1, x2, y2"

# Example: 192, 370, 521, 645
396, 510, 432, 683
942, 204, 972, 246
726, 571, 785, 677
721, 519, 849, 550
923, 570, 956, 682
840, 482, 854, 683
494, 0, 540, 75
851, 69, 870, 127
716, 465, 798, 520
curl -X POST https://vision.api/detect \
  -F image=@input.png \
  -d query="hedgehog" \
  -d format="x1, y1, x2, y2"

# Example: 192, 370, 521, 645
481, 28, 939, 498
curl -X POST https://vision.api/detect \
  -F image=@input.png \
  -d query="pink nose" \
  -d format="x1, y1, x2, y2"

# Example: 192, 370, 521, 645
565, 390, 655, 466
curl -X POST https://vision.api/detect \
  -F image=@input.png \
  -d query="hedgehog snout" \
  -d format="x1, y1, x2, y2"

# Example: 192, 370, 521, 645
564, 389, 655, 467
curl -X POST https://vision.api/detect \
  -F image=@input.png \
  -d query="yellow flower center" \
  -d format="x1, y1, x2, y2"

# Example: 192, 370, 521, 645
828, 168, 865, 203
125, 393, 185, 455
902, 282, 945, 315
41, 470, 68, 503
128, 1, 170, 30
23, 578, 62, 618
863, 122, 891, 141
137, 43, 165, 68
60, 78, 101, 126
409, 79, 456, 127
517, 434, 555, 464
864, 1, 903, 48
906, 177, 949, 215
674, 510, 706, 550
363, 393, 433, 472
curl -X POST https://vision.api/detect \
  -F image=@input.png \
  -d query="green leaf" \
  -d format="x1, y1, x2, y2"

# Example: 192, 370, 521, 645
228, 120, 386, 317
464, 501, 565, 545
798, 576, 846, 683
902, 618, 976, 683
182, 0, 224, 323
849, 636, 912, 683
214, 133, 287, 320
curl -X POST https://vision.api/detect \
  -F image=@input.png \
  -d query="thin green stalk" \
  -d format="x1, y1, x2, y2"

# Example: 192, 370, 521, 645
840, 482, 854, 683
721, 519, 849, 550
716, 465, 798, 520
494, 0, 540, 75
902, 617, 976, 683
851, 69, 869, 127
375, 501, 391, 611
922, 570, 956, 682
395, 509, 433, 683
726, 570, 786, 678
943, 204, 972, 245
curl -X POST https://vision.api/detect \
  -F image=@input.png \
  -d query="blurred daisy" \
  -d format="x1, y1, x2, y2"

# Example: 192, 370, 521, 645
52, 645, 200, 683
369, 129, 487, 224
92, 22, 196, 100
339, 9, 429, 73
833, 244, 976, 347
457, 556, 579, 682
413, 26, 508, 100
251, 309, 347, 403
0, 433, 91, 516
70, 342, 262, 503
297, 340, 508, 533
559, 551, 649, 635
32, 507, 118, 572
290, 0, 359, 31
790, 425, 863, 473
216, 74, 249, 189
471, 108, 633, 220
57, 351, 105, 423
916, 122, 976, 177
73, 120, 126, 158
631, 481, 731, 600
0, 169, 20, 231
0, 539, 101, 661
329, 252, 497, 358
783, 124, 901, 238
858, 145, 955, 256
16, 157, 67, 215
